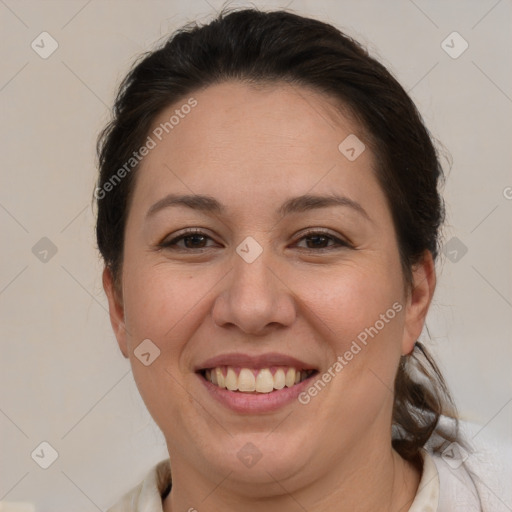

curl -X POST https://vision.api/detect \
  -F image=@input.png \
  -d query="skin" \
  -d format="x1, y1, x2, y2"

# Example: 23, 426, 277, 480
103, 81, 436, 512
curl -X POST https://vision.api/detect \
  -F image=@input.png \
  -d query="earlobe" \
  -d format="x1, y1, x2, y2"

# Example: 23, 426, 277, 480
402, 250, 436, 356
102, 266, 129, 358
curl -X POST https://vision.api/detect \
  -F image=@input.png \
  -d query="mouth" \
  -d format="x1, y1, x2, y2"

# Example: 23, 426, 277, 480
197, 366, 319, 393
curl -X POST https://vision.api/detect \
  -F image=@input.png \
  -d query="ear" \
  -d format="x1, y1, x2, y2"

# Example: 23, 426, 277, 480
402, 250, 436, 355
102, 266, 128, 358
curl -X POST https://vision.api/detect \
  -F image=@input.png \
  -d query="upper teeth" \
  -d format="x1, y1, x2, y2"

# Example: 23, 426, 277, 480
205, 367, 312, 393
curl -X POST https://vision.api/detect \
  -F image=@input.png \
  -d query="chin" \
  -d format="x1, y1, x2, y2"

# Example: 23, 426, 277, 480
210, 432, 311, 486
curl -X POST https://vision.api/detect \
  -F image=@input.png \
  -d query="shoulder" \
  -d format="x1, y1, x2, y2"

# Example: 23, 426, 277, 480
106, 459, 172, 512
425, 417, 512, 512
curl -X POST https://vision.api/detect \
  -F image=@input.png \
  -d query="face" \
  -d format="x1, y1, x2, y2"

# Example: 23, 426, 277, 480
104, 81, 434, 493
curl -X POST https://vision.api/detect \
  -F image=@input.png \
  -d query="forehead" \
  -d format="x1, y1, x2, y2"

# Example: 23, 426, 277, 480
153, 80, 365, 161
131, 81, 383, 221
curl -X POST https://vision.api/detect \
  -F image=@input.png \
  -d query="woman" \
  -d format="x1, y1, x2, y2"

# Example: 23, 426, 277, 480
95, 7, 504, 511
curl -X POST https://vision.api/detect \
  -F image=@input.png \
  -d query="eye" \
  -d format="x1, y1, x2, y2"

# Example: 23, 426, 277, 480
158, 228, 352, 252
294, 229, 351, 251
159, 228, 218, 251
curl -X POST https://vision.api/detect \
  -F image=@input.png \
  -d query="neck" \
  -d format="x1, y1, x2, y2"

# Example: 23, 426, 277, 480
163, 444, 421, 512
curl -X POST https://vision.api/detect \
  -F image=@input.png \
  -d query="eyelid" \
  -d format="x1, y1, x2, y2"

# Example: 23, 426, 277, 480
293, 228, 353, 249
158, 226, 353, 252
159, 227, 216, 247
295, 227, 351, 243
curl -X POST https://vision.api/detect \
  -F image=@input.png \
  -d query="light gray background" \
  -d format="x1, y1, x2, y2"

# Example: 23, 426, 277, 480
1, 1, 511, 511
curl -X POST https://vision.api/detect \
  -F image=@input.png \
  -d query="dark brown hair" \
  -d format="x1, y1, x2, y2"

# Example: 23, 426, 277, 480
95, 6, 462, 463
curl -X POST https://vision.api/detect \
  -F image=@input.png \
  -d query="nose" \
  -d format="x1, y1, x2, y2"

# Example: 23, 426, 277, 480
211, 248, 297, 336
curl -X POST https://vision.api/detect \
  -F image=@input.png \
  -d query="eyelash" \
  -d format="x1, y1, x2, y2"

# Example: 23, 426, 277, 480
158, 228, 352, 252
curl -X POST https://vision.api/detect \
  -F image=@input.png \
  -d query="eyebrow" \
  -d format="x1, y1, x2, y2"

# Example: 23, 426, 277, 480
145, 193, 371, 222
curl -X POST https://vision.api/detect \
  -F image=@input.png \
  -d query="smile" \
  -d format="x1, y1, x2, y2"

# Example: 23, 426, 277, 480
201, 366, 317, 393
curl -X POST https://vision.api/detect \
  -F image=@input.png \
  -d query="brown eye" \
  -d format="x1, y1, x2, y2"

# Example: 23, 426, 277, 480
160, 229, 218, 251
159, 228, 351, 252
295, 230, 351, 251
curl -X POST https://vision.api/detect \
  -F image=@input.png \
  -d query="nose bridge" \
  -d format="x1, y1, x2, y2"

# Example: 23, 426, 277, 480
234, 248, 274, 303
212, 239, 296, 334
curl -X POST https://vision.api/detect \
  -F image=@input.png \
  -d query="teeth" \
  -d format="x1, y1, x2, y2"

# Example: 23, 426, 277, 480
255, 369, 274, 393
273, 368, 286, 390
285, 368, 296, 387
225, 367, 238, 391
215, 367, 225, 388
238, 368, 256, 392
204, 366, 313, 393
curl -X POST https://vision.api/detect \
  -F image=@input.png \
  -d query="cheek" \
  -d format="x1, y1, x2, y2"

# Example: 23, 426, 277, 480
120, 266, 205, 431
121, 260, 228, 415
302, 257, 405, 402
307, 259, 404, 340
122, 265, 202, 350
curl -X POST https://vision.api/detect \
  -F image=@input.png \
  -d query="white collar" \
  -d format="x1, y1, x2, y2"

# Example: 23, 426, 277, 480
108, 451, 441, 512
407, 449, 440, 512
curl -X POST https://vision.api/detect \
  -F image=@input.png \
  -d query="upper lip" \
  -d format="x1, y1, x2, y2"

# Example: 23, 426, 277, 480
195, 352, 318, 372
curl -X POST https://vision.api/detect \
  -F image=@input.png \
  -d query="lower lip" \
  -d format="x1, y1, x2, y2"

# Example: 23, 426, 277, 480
197, 372, 317, 413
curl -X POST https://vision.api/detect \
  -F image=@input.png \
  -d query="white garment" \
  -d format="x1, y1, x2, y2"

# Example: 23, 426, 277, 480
106, 431, 512, 512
